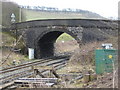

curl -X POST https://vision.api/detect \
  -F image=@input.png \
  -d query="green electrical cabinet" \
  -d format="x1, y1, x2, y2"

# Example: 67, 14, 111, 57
95, 49, 117, 74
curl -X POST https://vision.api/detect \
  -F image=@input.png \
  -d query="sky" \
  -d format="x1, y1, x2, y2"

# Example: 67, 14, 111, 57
9, 0, 119, 18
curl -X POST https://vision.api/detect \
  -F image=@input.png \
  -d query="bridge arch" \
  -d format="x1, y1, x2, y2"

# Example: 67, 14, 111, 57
34, 27, 83, 58
10, 19, 117, 59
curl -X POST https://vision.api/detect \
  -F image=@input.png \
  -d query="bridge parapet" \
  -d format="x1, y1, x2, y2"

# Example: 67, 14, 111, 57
11, 19, 118, 29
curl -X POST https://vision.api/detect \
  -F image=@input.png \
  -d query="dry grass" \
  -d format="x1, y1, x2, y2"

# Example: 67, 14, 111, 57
84, 69, 118, 88
1, 32, 15, 47
68, 36, 118, 66
55, 40, 79, 53
0, 32, 30, 68
55, 36, 118, 74
62, 37, 118, 88
1, 48, 29, 68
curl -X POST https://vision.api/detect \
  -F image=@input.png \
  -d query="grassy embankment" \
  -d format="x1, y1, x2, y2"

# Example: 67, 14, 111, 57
1, 32, 29, 67
22, 9, 86, 21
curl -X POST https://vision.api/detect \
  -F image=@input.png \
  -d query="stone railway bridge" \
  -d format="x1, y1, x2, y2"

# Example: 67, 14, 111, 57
11, 19, 118, 58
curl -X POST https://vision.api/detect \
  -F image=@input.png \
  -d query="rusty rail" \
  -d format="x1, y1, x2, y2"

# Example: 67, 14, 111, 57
0, 57, 69, 89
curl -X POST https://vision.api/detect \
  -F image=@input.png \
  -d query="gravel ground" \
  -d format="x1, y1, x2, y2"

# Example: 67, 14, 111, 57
83, 70, 118, 88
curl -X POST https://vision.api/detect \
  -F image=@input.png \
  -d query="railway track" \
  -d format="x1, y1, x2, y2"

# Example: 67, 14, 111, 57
0, 56, 69, 89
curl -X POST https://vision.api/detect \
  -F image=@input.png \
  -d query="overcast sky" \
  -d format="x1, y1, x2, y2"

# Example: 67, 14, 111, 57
10, 0, 119, 18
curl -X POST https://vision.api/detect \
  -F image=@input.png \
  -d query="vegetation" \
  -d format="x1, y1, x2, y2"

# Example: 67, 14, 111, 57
56, 33, 74, 42
0, 1, 19, 27
21, 8, 104, 21
1, 32, 30, 68
0, 1, 26, 27
1, 32, 15, 46
0, 1, 104, 27
22, 9, 85, 21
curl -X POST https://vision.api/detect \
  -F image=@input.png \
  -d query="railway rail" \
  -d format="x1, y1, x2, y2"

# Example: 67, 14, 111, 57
0, 56, 69, 89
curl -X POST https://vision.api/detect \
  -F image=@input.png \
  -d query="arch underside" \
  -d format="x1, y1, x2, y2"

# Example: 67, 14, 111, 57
35, 30, 81, 58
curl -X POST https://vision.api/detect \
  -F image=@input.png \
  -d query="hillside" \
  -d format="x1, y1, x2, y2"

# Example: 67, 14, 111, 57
0, 1, 105, 27
0, 1, 20, 27
22, 9, 104, 21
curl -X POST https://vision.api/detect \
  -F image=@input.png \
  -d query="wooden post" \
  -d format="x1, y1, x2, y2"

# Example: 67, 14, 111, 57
34, 69, 46, 78
50, 68, 60, 78
38, 71, 46, 78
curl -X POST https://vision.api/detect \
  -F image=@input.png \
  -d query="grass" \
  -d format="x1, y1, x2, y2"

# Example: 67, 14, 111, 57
56, 33, 74, 42
22, 9, 86, 21
1, 32, 31, 67
55, 33, 77, 53
1, 32, 15, 47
